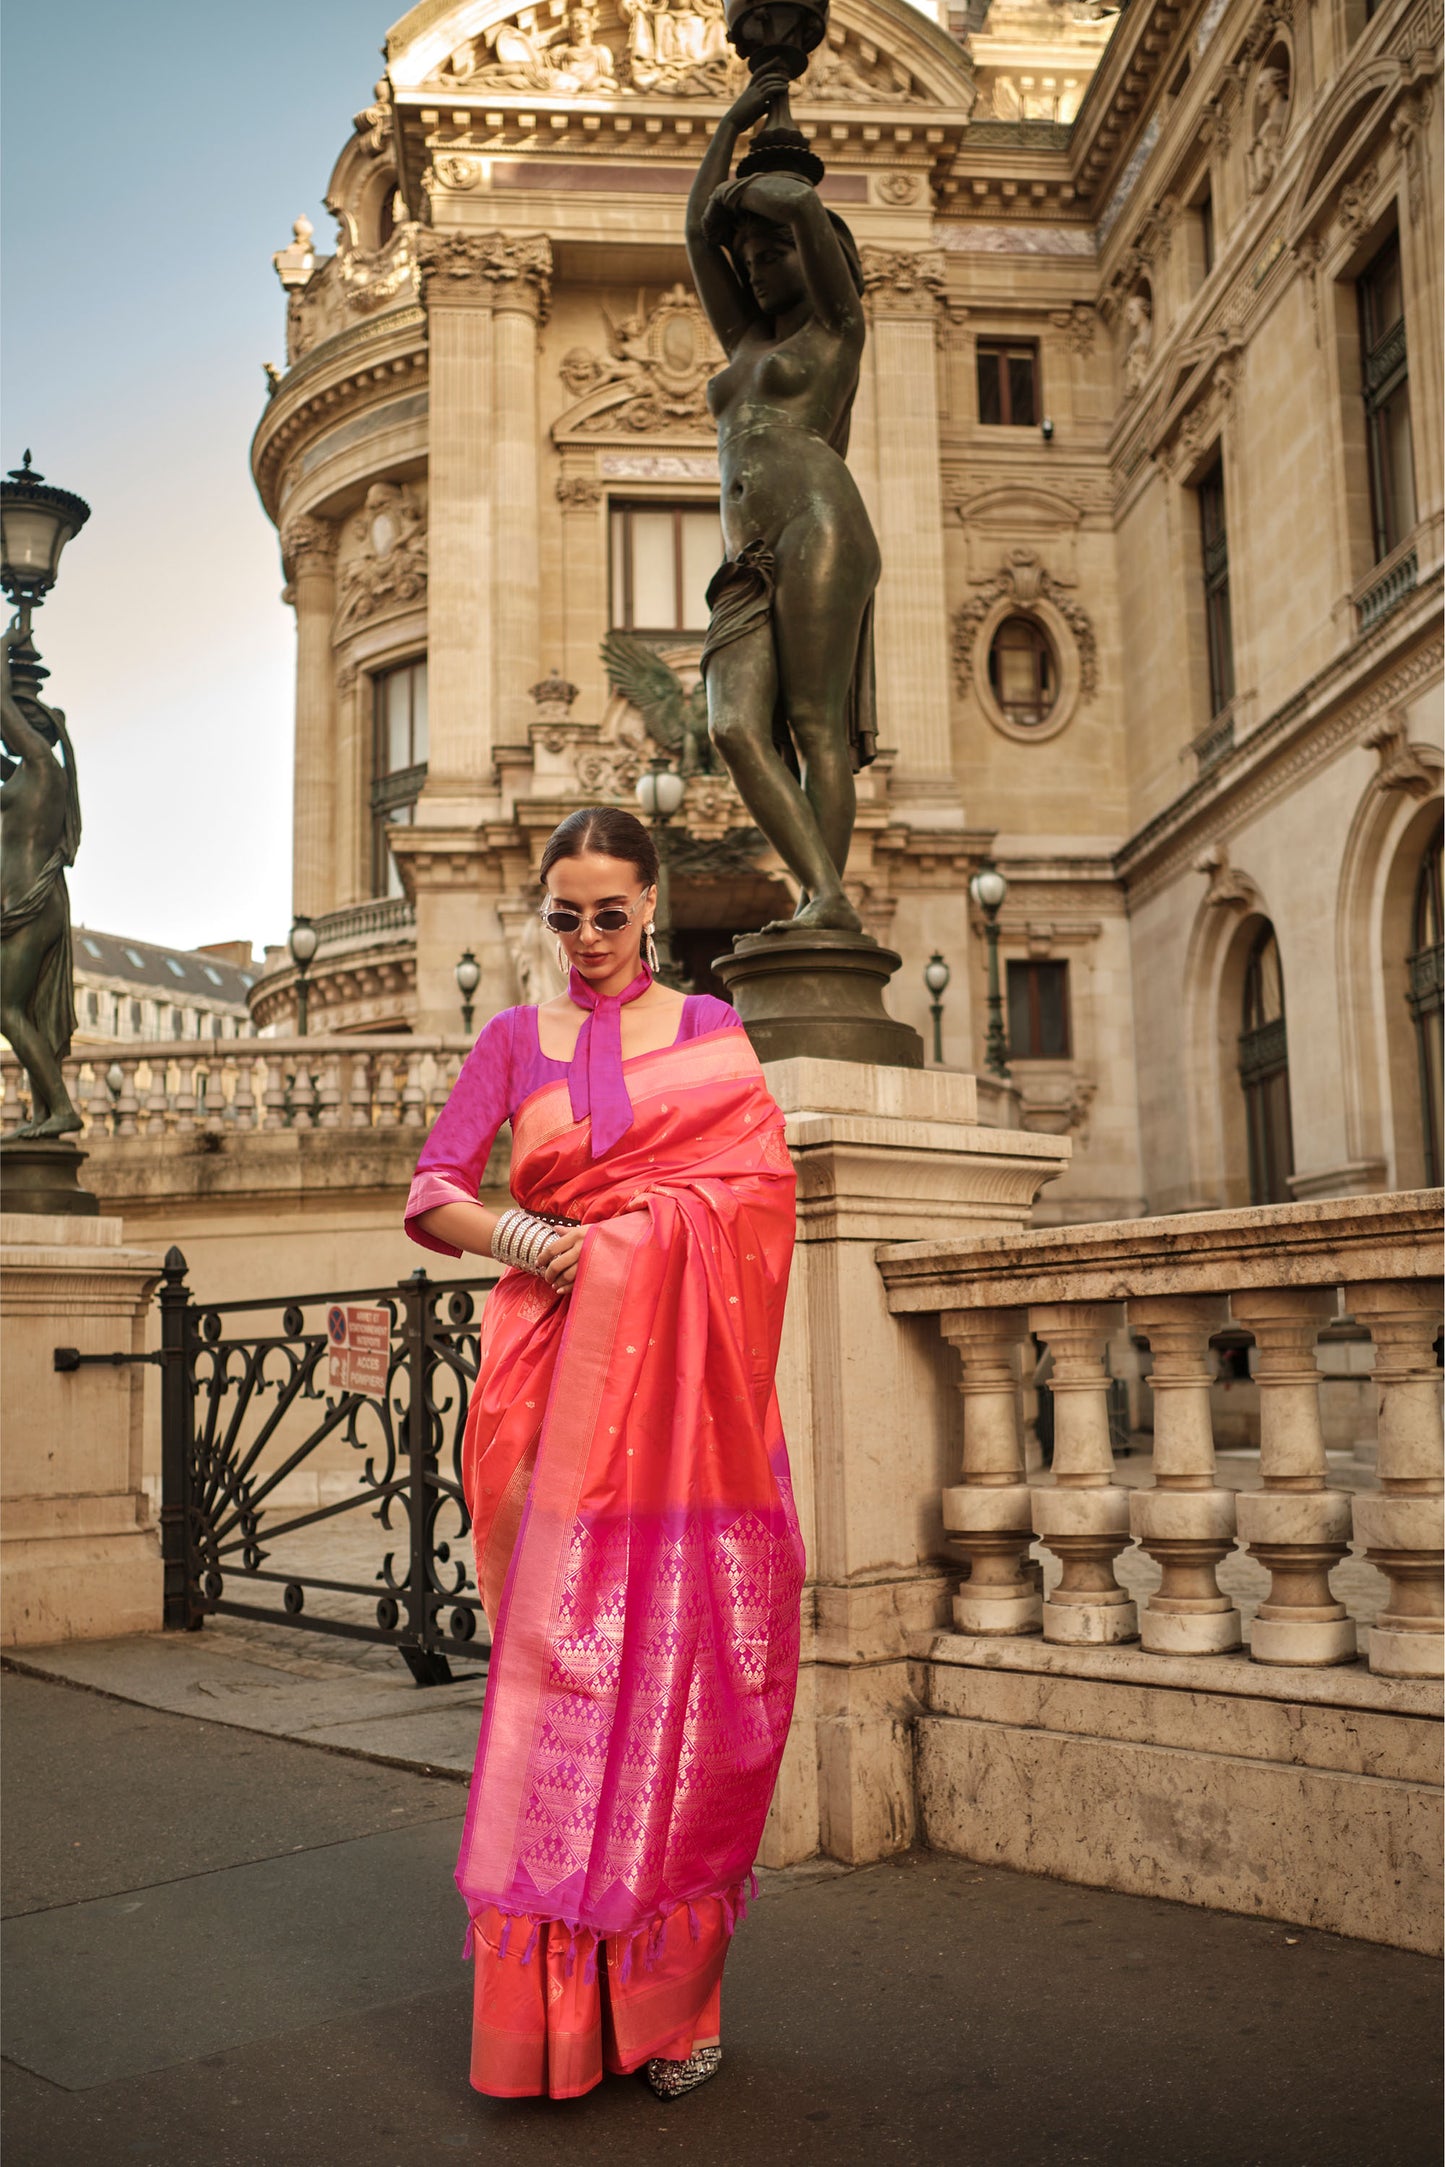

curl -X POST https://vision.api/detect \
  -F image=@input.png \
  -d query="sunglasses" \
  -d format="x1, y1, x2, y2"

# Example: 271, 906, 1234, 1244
541, 892, 649, 936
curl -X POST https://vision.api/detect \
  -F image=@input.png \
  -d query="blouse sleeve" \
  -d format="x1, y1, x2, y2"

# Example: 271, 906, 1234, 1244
687, 994, 746, 1035
404, 1010, 516, 1257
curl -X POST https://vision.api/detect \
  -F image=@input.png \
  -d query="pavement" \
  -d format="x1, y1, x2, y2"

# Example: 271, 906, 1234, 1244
3, 1666, 1441, 2167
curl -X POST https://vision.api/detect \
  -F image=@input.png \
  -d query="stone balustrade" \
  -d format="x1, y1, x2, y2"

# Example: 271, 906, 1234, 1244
879, 1193, 1444, 1680
0, 1036, 474, 1140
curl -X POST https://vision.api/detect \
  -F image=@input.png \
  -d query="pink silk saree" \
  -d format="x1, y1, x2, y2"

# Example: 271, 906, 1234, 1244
456, 1024, 803, 2097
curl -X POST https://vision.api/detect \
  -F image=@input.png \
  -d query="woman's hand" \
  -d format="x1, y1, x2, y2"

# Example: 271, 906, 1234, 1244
722, 58, 792, 135
541, 1225, 587, 1293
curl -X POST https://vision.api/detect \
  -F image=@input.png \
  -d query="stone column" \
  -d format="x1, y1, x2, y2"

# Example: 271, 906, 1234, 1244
416, 230, 551, 816
280, 513, 338, 918
1029, 1303, 1138, 1644
858, 248, 954, 804
556, 473, 607, 724
1127, 1296, 1242, 1654
1347, 1280, 1444, 1679
2, 1214, 163, 1644
939, 1307, 1040, 1634
1231, 1288, 1356, 1666
332, 663, 366, 907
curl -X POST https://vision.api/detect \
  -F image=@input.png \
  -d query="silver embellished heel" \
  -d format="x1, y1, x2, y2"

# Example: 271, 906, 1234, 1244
643, 2045, 722, 2099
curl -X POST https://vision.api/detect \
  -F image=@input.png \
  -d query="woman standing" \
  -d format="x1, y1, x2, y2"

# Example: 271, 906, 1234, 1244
406, 806, 803, 2103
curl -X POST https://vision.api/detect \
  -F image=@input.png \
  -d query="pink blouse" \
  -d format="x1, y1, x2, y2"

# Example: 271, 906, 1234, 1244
404, 995, 743, 1257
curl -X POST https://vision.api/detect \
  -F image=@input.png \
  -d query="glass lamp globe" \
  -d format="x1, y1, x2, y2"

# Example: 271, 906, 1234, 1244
924, 952, 951, 997
288, 915, 320, 968
1, 453, 91, 608
636, 765, 685, 821
454, 950, 481, 999
969, 867, 1007, 912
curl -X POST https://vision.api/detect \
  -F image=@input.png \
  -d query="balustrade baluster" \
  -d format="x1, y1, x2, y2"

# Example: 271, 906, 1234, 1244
1126, 1296, 1242, 1655
230, 1055, 257, 1130
940, 1308, 1040, 1635
1347, 1280, 1444, 1679
316, 1053, 342, 1128
375, 1056, 400, 1128
85, 1064, 111, 1132
1029, 1302, 1138, 1645
173, 1060, 198, 1134
261, 1057, 288, 1131
141, 1063, 168, 1135
114, 1060, 141, 1136
291, 1062, 317, 1131
401, 1052, 426, 1129
1230, 1288, 1356, 1666
348, 1052, 374, 1128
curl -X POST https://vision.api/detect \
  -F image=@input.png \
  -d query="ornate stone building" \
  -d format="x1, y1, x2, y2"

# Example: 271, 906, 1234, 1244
249, 0, 1443, 1223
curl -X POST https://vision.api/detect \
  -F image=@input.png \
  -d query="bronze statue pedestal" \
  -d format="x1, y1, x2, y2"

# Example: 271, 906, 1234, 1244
1, 1139, 100, 1217
714, 929, 924, 1068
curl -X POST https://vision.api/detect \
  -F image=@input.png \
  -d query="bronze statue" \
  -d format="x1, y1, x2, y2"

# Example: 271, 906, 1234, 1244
1, 621, 83, 1139
686, 57, 878, 936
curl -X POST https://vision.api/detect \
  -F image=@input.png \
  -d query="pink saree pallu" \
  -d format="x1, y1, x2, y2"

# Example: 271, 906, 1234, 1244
458, 1026, 804, 2098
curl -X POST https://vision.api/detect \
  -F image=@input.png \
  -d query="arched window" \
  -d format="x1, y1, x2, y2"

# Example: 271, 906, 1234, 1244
1238, 924, 1294, 1203
987, 616, 1057, 728
1407, 823, 1443, 1186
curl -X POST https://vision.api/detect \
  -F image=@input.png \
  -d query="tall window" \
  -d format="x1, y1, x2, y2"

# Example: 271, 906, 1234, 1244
1359, 236, 1416, 563
1198, 186, 1215, 278
1408, 824, 1443, 1187
1199, 460, 1235, 716
609, 503, 720, 634
976, 340, 1039, 427
371, 658, 428, 898
1007, 959, 1071, 1058
1239, 925, 1294, 1204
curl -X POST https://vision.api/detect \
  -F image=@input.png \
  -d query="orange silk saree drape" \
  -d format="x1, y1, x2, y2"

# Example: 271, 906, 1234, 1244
455, 1026, 803, 2097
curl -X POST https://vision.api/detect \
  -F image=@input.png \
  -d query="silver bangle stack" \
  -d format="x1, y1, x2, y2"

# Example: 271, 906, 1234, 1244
491, 1208, 570, 1278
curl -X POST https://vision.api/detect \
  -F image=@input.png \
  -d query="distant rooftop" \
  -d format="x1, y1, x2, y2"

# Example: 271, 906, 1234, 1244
72, 928, 258, 1009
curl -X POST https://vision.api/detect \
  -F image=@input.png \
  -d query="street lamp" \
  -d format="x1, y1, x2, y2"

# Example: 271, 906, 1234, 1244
635, 758, 687, 987
923, 952, 951, 1066
455, 949, 481, 1036
1, 452, 91, 635
968, 864, 1010, 1079
287, 915, 319, 1037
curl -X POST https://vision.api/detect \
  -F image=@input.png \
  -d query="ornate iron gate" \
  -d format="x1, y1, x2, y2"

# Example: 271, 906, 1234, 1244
61, 1248, 491, 1685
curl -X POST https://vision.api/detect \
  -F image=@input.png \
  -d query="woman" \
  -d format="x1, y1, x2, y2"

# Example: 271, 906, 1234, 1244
406, 806, 803, 2103
686, 62, 880, 936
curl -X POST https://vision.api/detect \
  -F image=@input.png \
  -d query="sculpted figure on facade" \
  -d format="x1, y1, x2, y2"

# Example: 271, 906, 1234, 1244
1246, 61, 1290, 194
557, 285, 722, 433
686, 63, 880, 936
1121, 287, 1153, 394
450, 4, 617, 92
621, 0, 733, 92
336, 482, 428, 630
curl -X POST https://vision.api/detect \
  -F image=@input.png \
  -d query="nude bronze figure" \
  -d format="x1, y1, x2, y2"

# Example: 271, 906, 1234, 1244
1, 622, 83, 1139
686, 60, 879, 936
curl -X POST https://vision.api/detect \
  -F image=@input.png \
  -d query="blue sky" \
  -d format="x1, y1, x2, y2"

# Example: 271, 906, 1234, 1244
2, 3, 390, 955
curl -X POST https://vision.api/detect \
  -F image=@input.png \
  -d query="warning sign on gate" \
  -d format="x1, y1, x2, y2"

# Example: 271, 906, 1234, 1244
327, 1304, 390, 1398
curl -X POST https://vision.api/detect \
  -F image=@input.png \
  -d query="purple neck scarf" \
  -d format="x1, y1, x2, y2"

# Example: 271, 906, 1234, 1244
565, 963, 653, 1157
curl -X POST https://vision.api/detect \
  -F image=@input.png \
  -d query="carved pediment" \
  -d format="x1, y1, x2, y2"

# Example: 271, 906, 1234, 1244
390, 0, 965, 107
553, 285, 722, 440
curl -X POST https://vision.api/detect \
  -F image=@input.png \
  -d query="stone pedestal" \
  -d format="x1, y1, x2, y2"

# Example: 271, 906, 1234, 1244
1, 1213, 164, 1646
715, 929, 924, 1069
756, 1059, 1070, 1869
2, 1139, 100, 1217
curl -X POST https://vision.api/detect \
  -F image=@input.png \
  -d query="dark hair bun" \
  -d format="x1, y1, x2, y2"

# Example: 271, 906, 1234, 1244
539, 806, 660, 890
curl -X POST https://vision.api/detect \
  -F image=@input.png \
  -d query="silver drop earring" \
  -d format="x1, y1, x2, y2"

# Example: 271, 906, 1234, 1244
645, 925, 659, 975
555, 939, 569, 977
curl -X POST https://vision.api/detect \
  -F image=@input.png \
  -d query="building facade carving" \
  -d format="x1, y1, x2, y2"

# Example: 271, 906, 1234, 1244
555, 285, 721, 436
335, 482, 428, 631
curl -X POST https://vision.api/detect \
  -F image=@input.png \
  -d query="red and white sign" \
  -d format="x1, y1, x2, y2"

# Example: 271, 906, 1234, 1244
327, 1304, 390, 1398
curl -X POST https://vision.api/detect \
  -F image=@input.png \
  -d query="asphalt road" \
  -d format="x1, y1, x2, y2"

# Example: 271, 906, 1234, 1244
3, 1669, 1439, 2167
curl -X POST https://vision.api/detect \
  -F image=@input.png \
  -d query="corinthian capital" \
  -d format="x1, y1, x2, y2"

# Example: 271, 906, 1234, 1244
859, 246, 947, 317
417, 230, 553, 320
280, 513, 337, 581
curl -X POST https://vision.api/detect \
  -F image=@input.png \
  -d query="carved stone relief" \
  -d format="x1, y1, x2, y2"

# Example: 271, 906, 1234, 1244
417, 230, 553, 317
335, 483, 427, 630
1194, 842, 1262, 910
554, 285, 721, 436
1246, 51, 1292, 195
859, 247, 947, 316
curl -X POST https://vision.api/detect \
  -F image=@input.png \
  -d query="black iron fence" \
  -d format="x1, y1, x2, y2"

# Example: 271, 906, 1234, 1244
57, 1248, 491, 1685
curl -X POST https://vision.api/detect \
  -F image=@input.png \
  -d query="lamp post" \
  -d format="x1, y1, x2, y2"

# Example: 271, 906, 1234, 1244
455, 949, 481, 1036
287, 915, 319, 1037
635, 758, 688, 987
923, 952, 951, 1066
968, 864, 1010, 1079
1, 452, 91, 640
